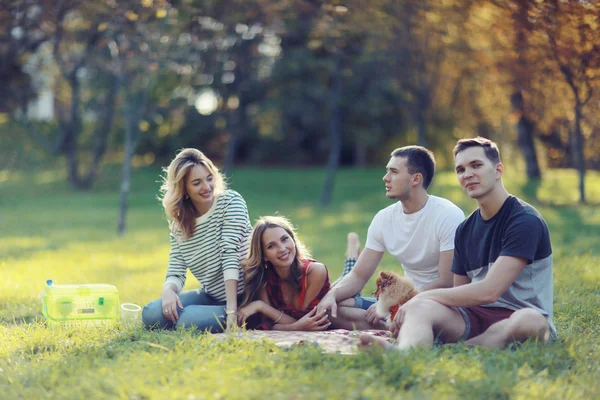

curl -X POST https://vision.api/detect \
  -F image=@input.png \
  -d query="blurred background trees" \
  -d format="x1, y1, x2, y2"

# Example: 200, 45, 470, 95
2, 0, 599, 210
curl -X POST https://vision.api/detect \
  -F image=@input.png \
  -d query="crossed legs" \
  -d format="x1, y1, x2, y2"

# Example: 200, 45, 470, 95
464, 308, 550, 348
359, 299, 550, 350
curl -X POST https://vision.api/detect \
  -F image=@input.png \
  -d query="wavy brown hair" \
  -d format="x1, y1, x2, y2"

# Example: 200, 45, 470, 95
241, 216, 312, 307
159, 148, 226, 240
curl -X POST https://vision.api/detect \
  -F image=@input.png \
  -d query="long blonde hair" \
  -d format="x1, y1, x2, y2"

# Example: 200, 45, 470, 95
241, 216, 312, 307
159, 148, 227, 239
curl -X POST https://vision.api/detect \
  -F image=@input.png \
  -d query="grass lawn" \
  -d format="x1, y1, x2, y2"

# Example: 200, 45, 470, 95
1, 164, 599, 399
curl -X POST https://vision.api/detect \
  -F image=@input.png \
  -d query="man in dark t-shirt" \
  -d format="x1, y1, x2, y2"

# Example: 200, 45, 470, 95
359, 137, 554, 350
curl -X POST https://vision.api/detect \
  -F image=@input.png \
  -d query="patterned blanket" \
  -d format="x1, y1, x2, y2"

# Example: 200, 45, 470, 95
213, 329, 394, 354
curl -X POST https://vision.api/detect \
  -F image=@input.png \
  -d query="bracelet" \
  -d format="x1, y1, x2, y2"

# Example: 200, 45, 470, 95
225, 309, 237, 315
273, 310, 284, 324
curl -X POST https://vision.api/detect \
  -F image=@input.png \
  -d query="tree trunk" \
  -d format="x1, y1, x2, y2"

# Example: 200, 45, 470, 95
117, 99, 135, 236
512, 1, 542, 181
81, 74, 120, 188
320, 58, 343, 207
117, 76, 152, 235
573, 102, 586, 203
415, 87, 429, 148
516, 115, 541, 178
557, 60, 587, 203
511, 92, 541, 179
222, 96, 243, 175
355, 138, 367, 167
65, 73, 84, 189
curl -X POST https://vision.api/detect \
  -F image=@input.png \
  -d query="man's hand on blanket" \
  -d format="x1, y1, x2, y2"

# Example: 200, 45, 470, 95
238, 300, 264, 326
316, 290, 338, 318
294, 307, 331, 331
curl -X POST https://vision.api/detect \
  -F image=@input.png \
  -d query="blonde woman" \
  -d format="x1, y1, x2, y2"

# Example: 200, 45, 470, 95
142, 148, 251, 332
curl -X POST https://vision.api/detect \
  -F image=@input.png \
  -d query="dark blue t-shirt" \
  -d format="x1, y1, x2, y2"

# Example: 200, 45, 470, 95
451, 196, 555, 338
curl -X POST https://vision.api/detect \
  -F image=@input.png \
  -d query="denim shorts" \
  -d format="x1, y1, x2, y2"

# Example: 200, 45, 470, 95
353, 295, 376, 310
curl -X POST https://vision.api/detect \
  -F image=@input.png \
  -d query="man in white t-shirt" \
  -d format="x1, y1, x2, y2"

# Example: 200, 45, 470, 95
317, 146, 465, 329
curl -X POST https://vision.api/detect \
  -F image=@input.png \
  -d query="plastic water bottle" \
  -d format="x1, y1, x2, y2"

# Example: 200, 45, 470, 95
41, 279, 54, 317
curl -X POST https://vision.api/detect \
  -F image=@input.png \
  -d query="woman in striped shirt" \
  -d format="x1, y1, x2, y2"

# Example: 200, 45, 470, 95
142, 148, 251, 332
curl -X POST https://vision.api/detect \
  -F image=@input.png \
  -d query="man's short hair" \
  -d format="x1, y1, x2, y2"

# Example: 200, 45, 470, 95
391, 146, 436, 189
453, 137, 501, 165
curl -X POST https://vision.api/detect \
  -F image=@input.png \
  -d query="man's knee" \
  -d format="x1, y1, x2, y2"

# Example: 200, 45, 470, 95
399, 299, 465, 343
403, 298, 447, 318
509, 308, 550, 342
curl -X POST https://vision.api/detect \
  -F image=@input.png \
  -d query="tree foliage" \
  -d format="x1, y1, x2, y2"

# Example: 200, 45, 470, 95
3, 0, 600, 205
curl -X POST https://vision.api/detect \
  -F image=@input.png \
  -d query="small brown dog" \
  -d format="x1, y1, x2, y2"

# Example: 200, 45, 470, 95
373, 271, 419, 328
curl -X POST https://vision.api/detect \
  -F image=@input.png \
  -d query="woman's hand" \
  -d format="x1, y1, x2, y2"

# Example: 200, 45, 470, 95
161, 286, 183, 323
226, 312, 238, 332
237, 301, 264, 326
294, 307, 331, 331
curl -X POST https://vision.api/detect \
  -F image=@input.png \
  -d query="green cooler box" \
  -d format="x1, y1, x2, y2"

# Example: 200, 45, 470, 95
41, 282, 120, 327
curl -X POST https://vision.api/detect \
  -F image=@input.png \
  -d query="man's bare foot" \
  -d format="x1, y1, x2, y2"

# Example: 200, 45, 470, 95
346, 232, 361, 259
358, 333, 394, 351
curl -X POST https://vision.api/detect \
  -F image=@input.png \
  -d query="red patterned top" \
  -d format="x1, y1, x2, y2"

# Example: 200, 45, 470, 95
256, 259, 331, 330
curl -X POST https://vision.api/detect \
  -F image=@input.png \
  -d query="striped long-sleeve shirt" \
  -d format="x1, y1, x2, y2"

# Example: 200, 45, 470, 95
163, 190, 252, 301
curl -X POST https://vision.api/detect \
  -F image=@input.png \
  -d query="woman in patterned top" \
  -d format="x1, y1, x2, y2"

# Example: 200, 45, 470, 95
142, 148, 251, 332
238, 216, 333, 331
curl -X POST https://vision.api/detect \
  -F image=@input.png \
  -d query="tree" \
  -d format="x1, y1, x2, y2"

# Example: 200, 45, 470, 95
0, 1, 53, 115
100, 1, 201, 234
510, 0, 541, 180
48, 1, 119, 189
539, 0, 600, 203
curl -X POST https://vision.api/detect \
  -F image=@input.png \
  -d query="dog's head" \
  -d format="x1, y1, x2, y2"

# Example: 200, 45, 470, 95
373, 271, 418, 306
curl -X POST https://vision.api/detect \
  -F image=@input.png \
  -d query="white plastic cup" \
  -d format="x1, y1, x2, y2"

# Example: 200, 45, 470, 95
121, 303, 142, 327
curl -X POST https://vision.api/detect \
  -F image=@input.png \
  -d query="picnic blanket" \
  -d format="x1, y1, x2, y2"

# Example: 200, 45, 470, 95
213, 329, 394, 354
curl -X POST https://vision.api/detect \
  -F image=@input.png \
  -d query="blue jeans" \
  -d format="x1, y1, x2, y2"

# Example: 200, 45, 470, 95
353, 295, 376, 310
142, 288, 226, 332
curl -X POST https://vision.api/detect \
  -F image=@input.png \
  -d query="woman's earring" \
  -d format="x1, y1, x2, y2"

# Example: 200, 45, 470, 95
184, 194, 189, 199
264, 261, 268, 269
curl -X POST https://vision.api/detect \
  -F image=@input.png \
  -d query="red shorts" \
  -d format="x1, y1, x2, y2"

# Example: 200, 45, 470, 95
458, 306, 515, 340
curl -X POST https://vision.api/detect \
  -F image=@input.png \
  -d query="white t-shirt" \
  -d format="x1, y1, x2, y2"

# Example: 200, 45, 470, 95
365, 195, 465, 289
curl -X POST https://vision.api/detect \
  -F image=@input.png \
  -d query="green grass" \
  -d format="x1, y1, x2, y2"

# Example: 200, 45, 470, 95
1, 164, 599, 399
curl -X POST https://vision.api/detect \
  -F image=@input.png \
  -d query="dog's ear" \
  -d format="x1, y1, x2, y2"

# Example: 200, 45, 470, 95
379, 271, 391, 280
